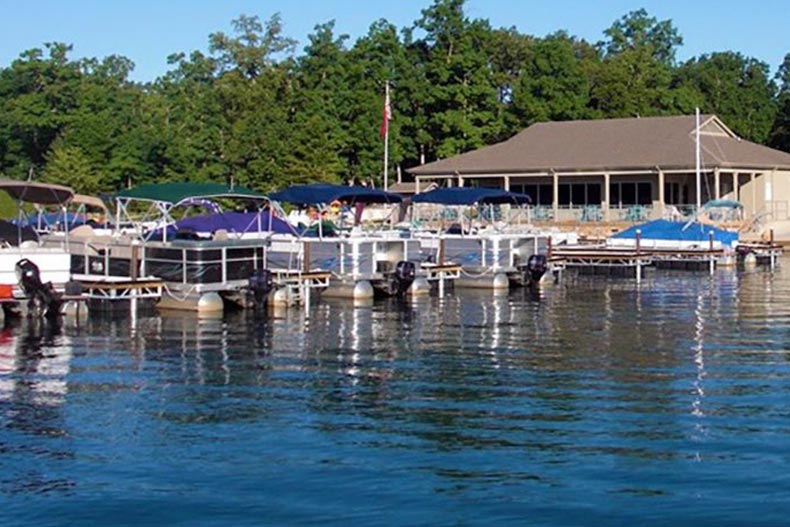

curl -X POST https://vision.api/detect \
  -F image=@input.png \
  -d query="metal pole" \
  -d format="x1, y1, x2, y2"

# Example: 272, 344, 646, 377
636, 229, 642, 284
695, 108, 702, 212
383, 81, 390, 192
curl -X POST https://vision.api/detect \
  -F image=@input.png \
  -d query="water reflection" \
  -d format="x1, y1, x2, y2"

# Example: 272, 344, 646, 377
2, 265, 790, 525
0, 317, 75, 496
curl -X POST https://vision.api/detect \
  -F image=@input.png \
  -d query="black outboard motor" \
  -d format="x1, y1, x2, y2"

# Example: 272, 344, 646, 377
526, 254, 548, 285
248, 268, 274, 307
392, 261, 416, 295
15, 258, 62, 318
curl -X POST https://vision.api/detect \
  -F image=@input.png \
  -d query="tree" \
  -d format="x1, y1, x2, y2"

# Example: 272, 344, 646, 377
209, 14, 296, 79
41, 144, 100, 194
590, 9, 687, 118
677, 52, 777, 143
511, 32, 592, 127
600, 8, 683, 65
411, 0, 503, 160
769, 53, 790, 152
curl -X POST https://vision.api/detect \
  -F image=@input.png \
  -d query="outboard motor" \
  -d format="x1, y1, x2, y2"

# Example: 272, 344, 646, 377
392, 260, 416, 295
15, 259, 62, 318
526, 254, 548, 285
248, 268, 274, 307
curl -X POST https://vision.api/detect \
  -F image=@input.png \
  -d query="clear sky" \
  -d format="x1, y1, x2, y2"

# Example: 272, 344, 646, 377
0, 0, 787, 82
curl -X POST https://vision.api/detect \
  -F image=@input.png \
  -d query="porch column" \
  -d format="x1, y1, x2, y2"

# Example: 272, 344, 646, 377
503, 175, 510, 192
603, 172, 610, 222
458, 175, 464, 187
657, 169, 665, 216
552, 171, 559, 220
751, 172, 757, 216
733, 172, 739, 201
415, 177, 421, 194
714, 167, 721, 200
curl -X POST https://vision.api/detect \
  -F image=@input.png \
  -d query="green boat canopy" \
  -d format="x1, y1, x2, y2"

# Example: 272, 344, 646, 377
115, 182, 266, 206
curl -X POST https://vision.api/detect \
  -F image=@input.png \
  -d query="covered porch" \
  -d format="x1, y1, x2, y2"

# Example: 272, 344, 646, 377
414, 167, 785, 224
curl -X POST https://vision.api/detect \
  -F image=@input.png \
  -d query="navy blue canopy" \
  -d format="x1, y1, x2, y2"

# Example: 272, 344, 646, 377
269, 184, 402, 206
148, 209, 299, 240
411, 187, 532, 205
612, 219, 738, 245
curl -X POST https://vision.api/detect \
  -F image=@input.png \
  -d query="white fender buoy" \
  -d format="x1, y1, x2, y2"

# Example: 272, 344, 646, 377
492, 273, 509, 290
408, 277, 431, 296
197, 292, 224, 314
353, 280, 375, 300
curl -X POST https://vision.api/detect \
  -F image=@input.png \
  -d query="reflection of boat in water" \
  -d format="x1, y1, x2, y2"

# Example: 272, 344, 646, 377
0, 318, 71, 408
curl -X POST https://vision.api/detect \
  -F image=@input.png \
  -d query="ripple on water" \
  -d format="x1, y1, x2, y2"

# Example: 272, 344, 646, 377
1, 265, 790, 525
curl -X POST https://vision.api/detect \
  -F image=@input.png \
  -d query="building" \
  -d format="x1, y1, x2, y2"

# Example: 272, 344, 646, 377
408, 115, 790, 224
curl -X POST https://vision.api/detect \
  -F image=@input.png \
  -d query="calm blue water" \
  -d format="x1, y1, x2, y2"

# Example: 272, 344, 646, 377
2, 263, 790, 526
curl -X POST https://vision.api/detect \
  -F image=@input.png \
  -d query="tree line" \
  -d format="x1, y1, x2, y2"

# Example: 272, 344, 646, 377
0, 0, 789, 196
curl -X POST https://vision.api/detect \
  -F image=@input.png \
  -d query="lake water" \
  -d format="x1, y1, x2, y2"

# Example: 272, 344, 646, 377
2, 262, 790, 526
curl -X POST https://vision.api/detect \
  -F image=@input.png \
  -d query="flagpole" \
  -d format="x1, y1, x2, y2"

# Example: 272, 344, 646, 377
383, 80, 389, 191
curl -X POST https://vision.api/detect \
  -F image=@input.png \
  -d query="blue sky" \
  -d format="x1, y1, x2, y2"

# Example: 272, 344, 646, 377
0, 0, 787, 82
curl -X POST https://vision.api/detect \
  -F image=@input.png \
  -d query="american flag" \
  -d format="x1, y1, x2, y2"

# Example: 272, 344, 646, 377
379, 86, 391, 139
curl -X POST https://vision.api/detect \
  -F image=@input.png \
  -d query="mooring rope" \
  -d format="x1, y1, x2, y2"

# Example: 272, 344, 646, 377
162, 282, 197, 303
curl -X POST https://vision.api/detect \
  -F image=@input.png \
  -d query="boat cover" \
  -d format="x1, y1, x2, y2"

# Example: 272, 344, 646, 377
611, 219, 738, 245
269, 184, 402, 205
0, 219, 38, 245
150, 210, 299, 239
411, 187, 532, 205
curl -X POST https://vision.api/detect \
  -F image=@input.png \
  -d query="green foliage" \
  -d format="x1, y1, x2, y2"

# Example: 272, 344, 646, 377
600, 8, 683, 65
676, 52, 777, 143
769, 54, 790, 152
41, 144, 100, 194
0, 0, 787, 196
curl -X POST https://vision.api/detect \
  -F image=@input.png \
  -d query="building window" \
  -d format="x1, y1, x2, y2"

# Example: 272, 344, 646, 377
664, 182, 683, 205
558, 185, 571, 205
556, 183, 602, 206
514, 184, 553, 205
609, 182, 653, 207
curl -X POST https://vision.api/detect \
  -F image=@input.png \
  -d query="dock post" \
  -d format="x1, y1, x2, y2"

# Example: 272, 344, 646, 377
303, 279, 310, 318
438, 236, 446, 297
636, 229, 642, 284
709, 231, 715, 275
770, 229, 776, 270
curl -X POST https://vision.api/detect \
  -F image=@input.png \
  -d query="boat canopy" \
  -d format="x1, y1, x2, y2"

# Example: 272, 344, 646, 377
411, 187, 532, 205
115, 182, 266, 206
72, 194, 110, 214
269, 183, 402, 205
612, 219, 738, 245
703, 199, 743, 209
0, 179, 74, 205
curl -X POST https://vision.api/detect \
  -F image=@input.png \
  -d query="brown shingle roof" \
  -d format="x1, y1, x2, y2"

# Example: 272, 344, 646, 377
408, 115, 790, 176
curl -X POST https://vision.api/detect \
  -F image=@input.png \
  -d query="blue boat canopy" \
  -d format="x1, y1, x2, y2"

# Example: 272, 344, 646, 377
411, 187, 532, 205
612, 219, 738, 245
269, 183, 402, 205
